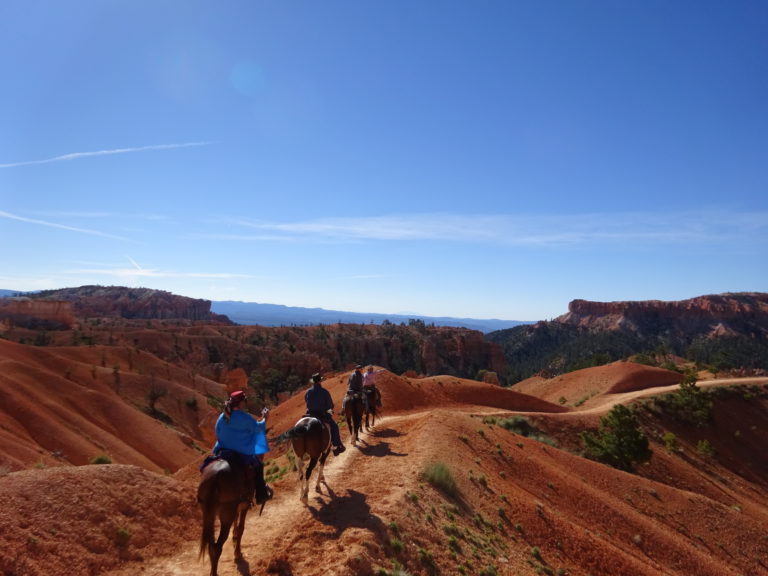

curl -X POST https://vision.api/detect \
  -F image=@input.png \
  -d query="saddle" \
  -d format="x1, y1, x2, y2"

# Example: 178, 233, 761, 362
200, 448, 239, 472
200, 449, 258, 505
364, 386, 382, 406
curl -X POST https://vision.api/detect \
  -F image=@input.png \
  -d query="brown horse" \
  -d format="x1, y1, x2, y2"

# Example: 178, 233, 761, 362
197, 458, 250, 576
363, 386, 380, 429
287, 416, 332, 502
344, 391, 364, 444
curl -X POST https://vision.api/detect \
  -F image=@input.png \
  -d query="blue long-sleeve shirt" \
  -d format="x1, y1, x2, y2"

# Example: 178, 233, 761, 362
213, 410, 269, 456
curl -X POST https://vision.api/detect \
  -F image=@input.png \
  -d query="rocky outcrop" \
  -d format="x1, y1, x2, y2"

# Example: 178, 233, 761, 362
29, 286, 232, 324
421, 328, 506, 377
0, 298, 75, 329
558, 293, 768, 337
488, 292, 768, 382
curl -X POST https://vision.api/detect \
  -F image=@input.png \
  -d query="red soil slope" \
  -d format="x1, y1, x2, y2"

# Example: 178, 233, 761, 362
513, 361, 684, 408
1, 345, 767, 576
0, 338, 223, 471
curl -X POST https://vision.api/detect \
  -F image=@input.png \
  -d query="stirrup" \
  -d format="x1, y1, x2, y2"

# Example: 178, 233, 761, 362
255, 485, 273, 505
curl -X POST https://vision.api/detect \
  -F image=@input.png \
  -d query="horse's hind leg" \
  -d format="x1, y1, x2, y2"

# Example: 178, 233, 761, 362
210, 508, 236, 576
348, 415, 357, 443
315, 449, 330, 492
296, 455, 308, 502
232, 504, 248, 561
305, 457, 319, 494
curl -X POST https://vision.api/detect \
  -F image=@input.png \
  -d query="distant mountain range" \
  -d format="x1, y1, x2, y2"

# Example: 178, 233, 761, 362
210, 300, 528, 333
0, 288, 528, 333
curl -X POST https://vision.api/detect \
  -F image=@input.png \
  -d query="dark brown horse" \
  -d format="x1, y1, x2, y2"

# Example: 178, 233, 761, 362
197, 458, 250, 576
363, 386, 380, 429
344, 391, 364, 444
287, 416, 332, 502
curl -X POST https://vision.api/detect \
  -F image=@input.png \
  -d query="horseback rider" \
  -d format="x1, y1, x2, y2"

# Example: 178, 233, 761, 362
304, 373, 346, 455
342, 364, 367, 412
363, 365, 383, 408
213, 390, 272, 505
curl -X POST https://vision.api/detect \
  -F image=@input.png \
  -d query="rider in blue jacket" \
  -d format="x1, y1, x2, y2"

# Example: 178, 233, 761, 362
214, 390, 272, 504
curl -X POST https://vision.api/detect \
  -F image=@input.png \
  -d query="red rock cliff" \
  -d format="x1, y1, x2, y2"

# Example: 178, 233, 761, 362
0, 298, 75, 329
557, 293, 768, 336
30, 286, 230, 323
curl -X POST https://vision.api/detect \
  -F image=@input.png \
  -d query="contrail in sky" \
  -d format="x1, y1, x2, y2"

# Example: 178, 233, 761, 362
0, 210, 130, 241
126, 256, 144, 271
0, 141, 211, 168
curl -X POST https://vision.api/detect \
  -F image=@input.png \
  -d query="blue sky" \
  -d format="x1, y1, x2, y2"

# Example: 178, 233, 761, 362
1, 1, 766, 321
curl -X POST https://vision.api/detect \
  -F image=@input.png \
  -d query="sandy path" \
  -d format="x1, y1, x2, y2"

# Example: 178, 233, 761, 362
102, 422, 383, 576
575, 376, 768, 414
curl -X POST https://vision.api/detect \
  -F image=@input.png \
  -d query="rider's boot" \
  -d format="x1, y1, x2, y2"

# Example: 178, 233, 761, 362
254, 460, 273, 504
330, 422, 346, 455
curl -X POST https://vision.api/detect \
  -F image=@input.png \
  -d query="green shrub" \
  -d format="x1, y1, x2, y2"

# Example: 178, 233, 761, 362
499, 416, 534, 435
421, 462, 458, 497
448, 535, 461, 552
418, 547, 435, 569
498, 416, 557, 446
115, 527, 132, 547
696, 439, 714, 457
662, 432, 680, 452
580, 404, 651, 472
90, 454, 112, 465
658, 376, 713, 427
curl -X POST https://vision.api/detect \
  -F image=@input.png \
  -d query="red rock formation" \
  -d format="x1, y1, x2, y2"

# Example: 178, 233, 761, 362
557, 293, 768, 335
28, 285, 231, 323
0, 298, 75, 329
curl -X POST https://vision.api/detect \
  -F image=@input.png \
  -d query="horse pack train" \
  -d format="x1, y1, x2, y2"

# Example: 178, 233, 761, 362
197, 370, 383, 576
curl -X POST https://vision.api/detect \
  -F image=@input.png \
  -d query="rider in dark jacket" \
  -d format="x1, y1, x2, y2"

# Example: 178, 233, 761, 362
343, 364, 367, 412
304, 373, 345, 455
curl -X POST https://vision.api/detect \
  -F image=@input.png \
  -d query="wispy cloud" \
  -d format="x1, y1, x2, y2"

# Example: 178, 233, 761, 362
0, 210, 132, 241
210, 211, 768, 247
66, 267, 255, 281
38, 211, 170, 221
0, 141, 211, 169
